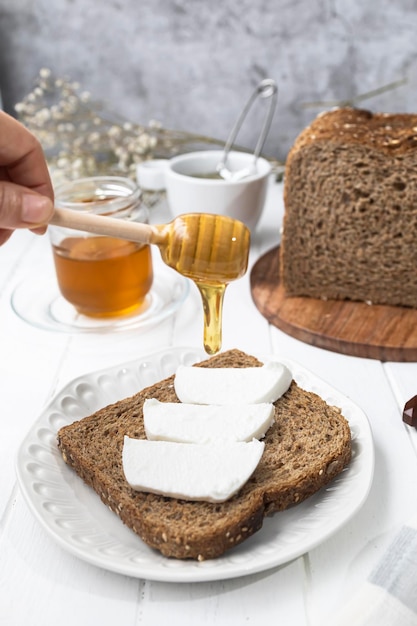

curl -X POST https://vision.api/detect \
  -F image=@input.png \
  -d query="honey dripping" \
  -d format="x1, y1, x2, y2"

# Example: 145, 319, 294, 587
158, 213, 250, 355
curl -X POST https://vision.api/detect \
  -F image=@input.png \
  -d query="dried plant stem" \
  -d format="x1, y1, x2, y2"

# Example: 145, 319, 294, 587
301, 78, 407, 109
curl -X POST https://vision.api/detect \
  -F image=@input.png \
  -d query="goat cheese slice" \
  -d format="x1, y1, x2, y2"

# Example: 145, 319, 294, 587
122, 436, 264, 503
143, 398, 275, 443
174, 361, 292, 405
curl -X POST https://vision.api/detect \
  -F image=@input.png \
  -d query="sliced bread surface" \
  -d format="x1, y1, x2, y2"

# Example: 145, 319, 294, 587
57, 349, 351, 560
281, 107, 417, 307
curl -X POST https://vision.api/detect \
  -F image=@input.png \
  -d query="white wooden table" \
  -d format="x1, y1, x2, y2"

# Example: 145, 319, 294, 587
1, 183, 417, 626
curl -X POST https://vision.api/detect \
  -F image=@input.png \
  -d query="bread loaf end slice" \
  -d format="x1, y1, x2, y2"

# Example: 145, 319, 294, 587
281, 107, 417, 307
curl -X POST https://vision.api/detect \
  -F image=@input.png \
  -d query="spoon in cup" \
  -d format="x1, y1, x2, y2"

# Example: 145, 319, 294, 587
216, 78, 278, 182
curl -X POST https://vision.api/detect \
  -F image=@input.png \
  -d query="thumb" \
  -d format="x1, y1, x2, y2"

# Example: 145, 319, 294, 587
0, 182, 54, 230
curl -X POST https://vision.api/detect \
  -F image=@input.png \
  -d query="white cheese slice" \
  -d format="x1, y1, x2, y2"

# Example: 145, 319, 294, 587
174, 361, 292, 405
122, 436, 265, 503
143, 398, 275, 443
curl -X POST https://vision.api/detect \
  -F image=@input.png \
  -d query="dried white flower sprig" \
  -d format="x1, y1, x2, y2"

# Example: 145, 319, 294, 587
14, 69, 226, 183
15, 69, 284, 187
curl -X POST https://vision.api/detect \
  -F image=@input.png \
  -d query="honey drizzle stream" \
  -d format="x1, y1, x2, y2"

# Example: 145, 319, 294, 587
196, 281, 226, 355
156, 214, 250, 355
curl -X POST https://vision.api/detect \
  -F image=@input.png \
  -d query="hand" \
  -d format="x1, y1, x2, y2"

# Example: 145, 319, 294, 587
0, 110, 54, 245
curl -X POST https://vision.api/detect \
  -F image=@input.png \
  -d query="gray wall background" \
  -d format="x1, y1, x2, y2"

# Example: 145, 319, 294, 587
1, 0, 417, 161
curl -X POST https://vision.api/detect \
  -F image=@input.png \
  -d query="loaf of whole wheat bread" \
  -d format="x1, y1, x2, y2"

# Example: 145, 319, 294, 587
281, 107, 417, 307
57, 349, 351, 561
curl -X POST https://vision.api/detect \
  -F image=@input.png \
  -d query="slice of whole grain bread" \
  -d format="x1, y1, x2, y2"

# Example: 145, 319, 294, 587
57, 349, 351, 560
281, 107, 417, 307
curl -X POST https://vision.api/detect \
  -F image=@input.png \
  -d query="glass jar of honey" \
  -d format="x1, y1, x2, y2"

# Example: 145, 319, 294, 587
50, 176, 153, 318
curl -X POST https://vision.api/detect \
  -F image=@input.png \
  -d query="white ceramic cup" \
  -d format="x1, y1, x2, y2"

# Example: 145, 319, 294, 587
137, 150, 271, 231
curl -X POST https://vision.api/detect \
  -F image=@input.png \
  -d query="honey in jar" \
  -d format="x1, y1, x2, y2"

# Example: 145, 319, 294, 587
50, 177, 153, 317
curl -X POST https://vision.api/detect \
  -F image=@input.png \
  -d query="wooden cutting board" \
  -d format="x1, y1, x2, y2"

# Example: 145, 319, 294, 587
250, 245, 417, 362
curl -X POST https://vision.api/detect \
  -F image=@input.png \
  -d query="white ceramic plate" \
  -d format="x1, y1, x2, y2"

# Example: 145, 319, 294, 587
16, 347, 374, 583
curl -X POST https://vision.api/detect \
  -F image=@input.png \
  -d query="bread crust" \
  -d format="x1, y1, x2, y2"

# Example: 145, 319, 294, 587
57, 349, 351, 560
288, 107, 417, 156
281, 107, 417, 307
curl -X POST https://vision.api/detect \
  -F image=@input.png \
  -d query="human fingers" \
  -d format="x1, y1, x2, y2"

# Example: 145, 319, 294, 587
0, 229, 13, 246
0, 111, 54, 201
0, 181, 54, 233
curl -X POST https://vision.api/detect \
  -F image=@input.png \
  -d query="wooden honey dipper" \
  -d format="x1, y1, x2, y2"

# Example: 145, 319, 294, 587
50, 208, 250, 354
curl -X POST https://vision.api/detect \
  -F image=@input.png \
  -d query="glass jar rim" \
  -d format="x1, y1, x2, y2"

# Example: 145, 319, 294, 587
54, 176, 142, 217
